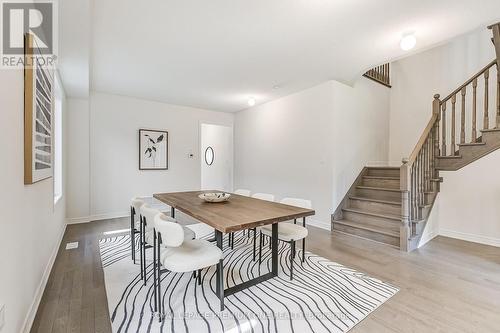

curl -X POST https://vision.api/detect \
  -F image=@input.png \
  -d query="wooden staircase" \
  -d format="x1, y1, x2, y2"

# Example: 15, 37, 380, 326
332, 167, 402, 247
332, 23, 500, 251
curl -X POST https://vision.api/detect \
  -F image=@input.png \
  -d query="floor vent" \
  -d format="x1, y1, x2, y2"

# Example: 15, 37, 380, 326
66, 242, 79, 250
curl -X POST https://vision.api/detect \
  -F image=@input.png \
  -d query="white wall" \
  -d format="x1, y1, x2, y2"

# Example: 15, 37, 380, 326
234, 79, 390, 228
0, 69, 67, 333
66, 92, 233, 219
439, 151, 500, 247
331, 80, 392, 206
389, 27, 496, 161
66, 98, 90, 220
389, 27, 500, 246
200, 124, 234, 192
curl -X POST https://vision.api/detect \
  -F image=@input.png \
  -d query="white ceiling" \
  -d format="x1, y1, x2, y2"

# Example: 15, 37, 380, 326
62, 0, 500, 112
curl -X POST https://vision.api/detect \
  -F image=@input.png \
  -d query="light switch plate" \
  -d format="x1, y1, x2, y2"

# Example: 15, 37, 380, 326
65, 242, 79, 250
0, 303, 5, 330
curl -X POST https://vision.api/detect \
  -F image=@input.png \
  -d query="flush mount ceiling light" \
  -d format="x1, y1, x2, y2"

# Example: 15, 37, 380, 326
400, 33, 417, 51
247, 97, 256, 106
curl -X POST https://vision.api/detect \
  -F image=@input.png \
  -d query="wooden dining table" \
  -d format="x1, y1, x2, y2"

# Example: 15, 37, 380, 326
153, 190, 315, 310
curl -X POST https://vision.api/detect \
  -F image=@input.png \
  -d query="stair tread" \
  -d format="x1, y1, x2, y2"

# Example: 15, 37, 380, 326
349, 196, 401, 206
437, 155, 462, 159
363, 176, 400, 180
333, 219, 400, 237
458, 142, 486, 147
481, 128, 500, 133
342, 208, 401, 220
357, 186, 403, 192
367, 166, 400, 169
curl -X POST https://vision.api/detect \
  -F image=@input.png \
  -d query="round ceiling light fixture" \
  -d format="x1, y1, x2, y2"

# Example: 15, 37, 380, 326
400, 33, 417, 51
247, 97, 256, 107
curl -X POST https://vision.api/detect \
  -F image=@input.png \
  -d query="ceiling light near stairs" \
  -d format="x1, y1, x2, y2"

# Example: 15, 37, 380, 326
247, 97, 256, 107
400, 33, 417, 51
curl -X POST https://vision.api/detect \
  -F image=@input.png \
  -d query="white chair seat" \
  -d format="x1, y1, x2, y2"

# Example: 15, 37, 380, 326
159, 239, 222, 273
261, 223, 308, 242
185, 223, 214, 239
145, 226, 195, 246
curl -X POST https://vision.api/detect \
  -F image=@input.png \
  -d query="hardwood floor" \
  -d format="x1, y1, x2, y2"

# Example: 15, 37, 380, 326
31, 217, 500, 332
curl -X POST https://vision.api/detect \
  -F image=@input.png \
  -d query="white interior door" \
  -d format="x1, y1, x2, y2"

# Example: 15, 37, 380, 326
200, 123, 233, 191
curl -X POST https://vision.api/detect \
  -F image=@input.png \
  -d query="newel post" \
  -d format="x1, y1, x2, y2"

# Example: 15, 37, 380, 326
488, 23, 500, 128
400, 158, 411, 252
489, 22, 500, 69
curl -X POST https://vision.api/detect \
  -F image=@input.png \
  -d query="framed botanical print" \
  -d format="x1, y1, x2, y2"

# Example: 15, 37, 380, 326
24, 33, 54, 184
139, 129, 168, 170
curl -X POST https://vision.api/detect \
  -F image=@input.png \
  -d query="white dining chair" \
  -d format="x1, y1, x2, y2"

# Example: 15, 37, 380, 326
259, 198, 312, 280
250, 193, 275, 260
139, 205, 195, 284
185, 222, 215, 239
251, 193, 275, 202
221, 189, 251, 244
154, 213, 223, 319
130, 198, 146, 264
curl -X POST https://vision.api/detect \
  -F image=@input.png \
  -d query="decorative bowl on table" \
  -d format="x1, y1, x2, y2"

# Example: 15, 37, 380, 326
198, 192, 231, 203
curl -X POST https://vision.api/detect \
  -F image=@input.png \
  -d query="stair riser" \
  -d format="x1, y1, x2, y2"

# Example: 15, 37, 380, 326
362, 178, 400, 189
356, 188, 401, 202
349, 199, 401, 216
482, 130, 500, 142
367, 168, 400, 178
342, 211, 400, 233
332, 222, 400, 247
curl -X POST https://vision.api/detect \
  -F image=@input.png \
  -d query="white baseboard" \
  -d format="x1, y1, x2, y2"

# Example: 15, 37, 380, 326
439, 228, 500, 247
308, 219, 331, 231
66, 204, 171, 225
68, 211, 332, 232
65, 216, 91, 224
21, 223, 67, 333
90, 211, 129, 222
365, 161, 401, 167
66, 211, 129, 224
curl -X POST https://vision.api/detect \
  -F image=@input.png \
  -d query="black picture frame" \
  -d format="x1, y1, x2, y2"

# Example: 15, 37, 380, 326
139, 129, 168, 170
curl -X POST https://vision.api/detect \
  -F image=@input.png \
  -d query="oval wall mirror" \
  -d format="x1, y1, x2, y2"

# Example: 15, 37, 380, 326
205, 146, 214, 165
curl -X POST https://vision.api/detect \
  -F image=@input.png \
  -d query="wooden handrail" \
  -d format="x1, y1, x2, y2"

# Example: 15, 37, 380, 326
406, 115, 438, 166
441, 60, 496, 103
406, 95, 440, 166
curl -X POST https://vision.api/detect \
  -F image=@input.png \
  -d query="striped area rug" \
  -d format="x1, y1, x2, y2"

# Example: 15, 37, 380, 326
99, 231, 398, 333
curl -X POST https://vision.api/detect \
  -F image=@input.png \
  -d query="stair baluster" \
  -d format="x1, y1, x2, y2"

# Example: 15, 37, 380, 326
460, 87, 466, 144
472, 78, 477, 142
497, 73, 500, 128
441, 102, 447, 155
451, 95, 457, 154
484, 69, 489, 130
